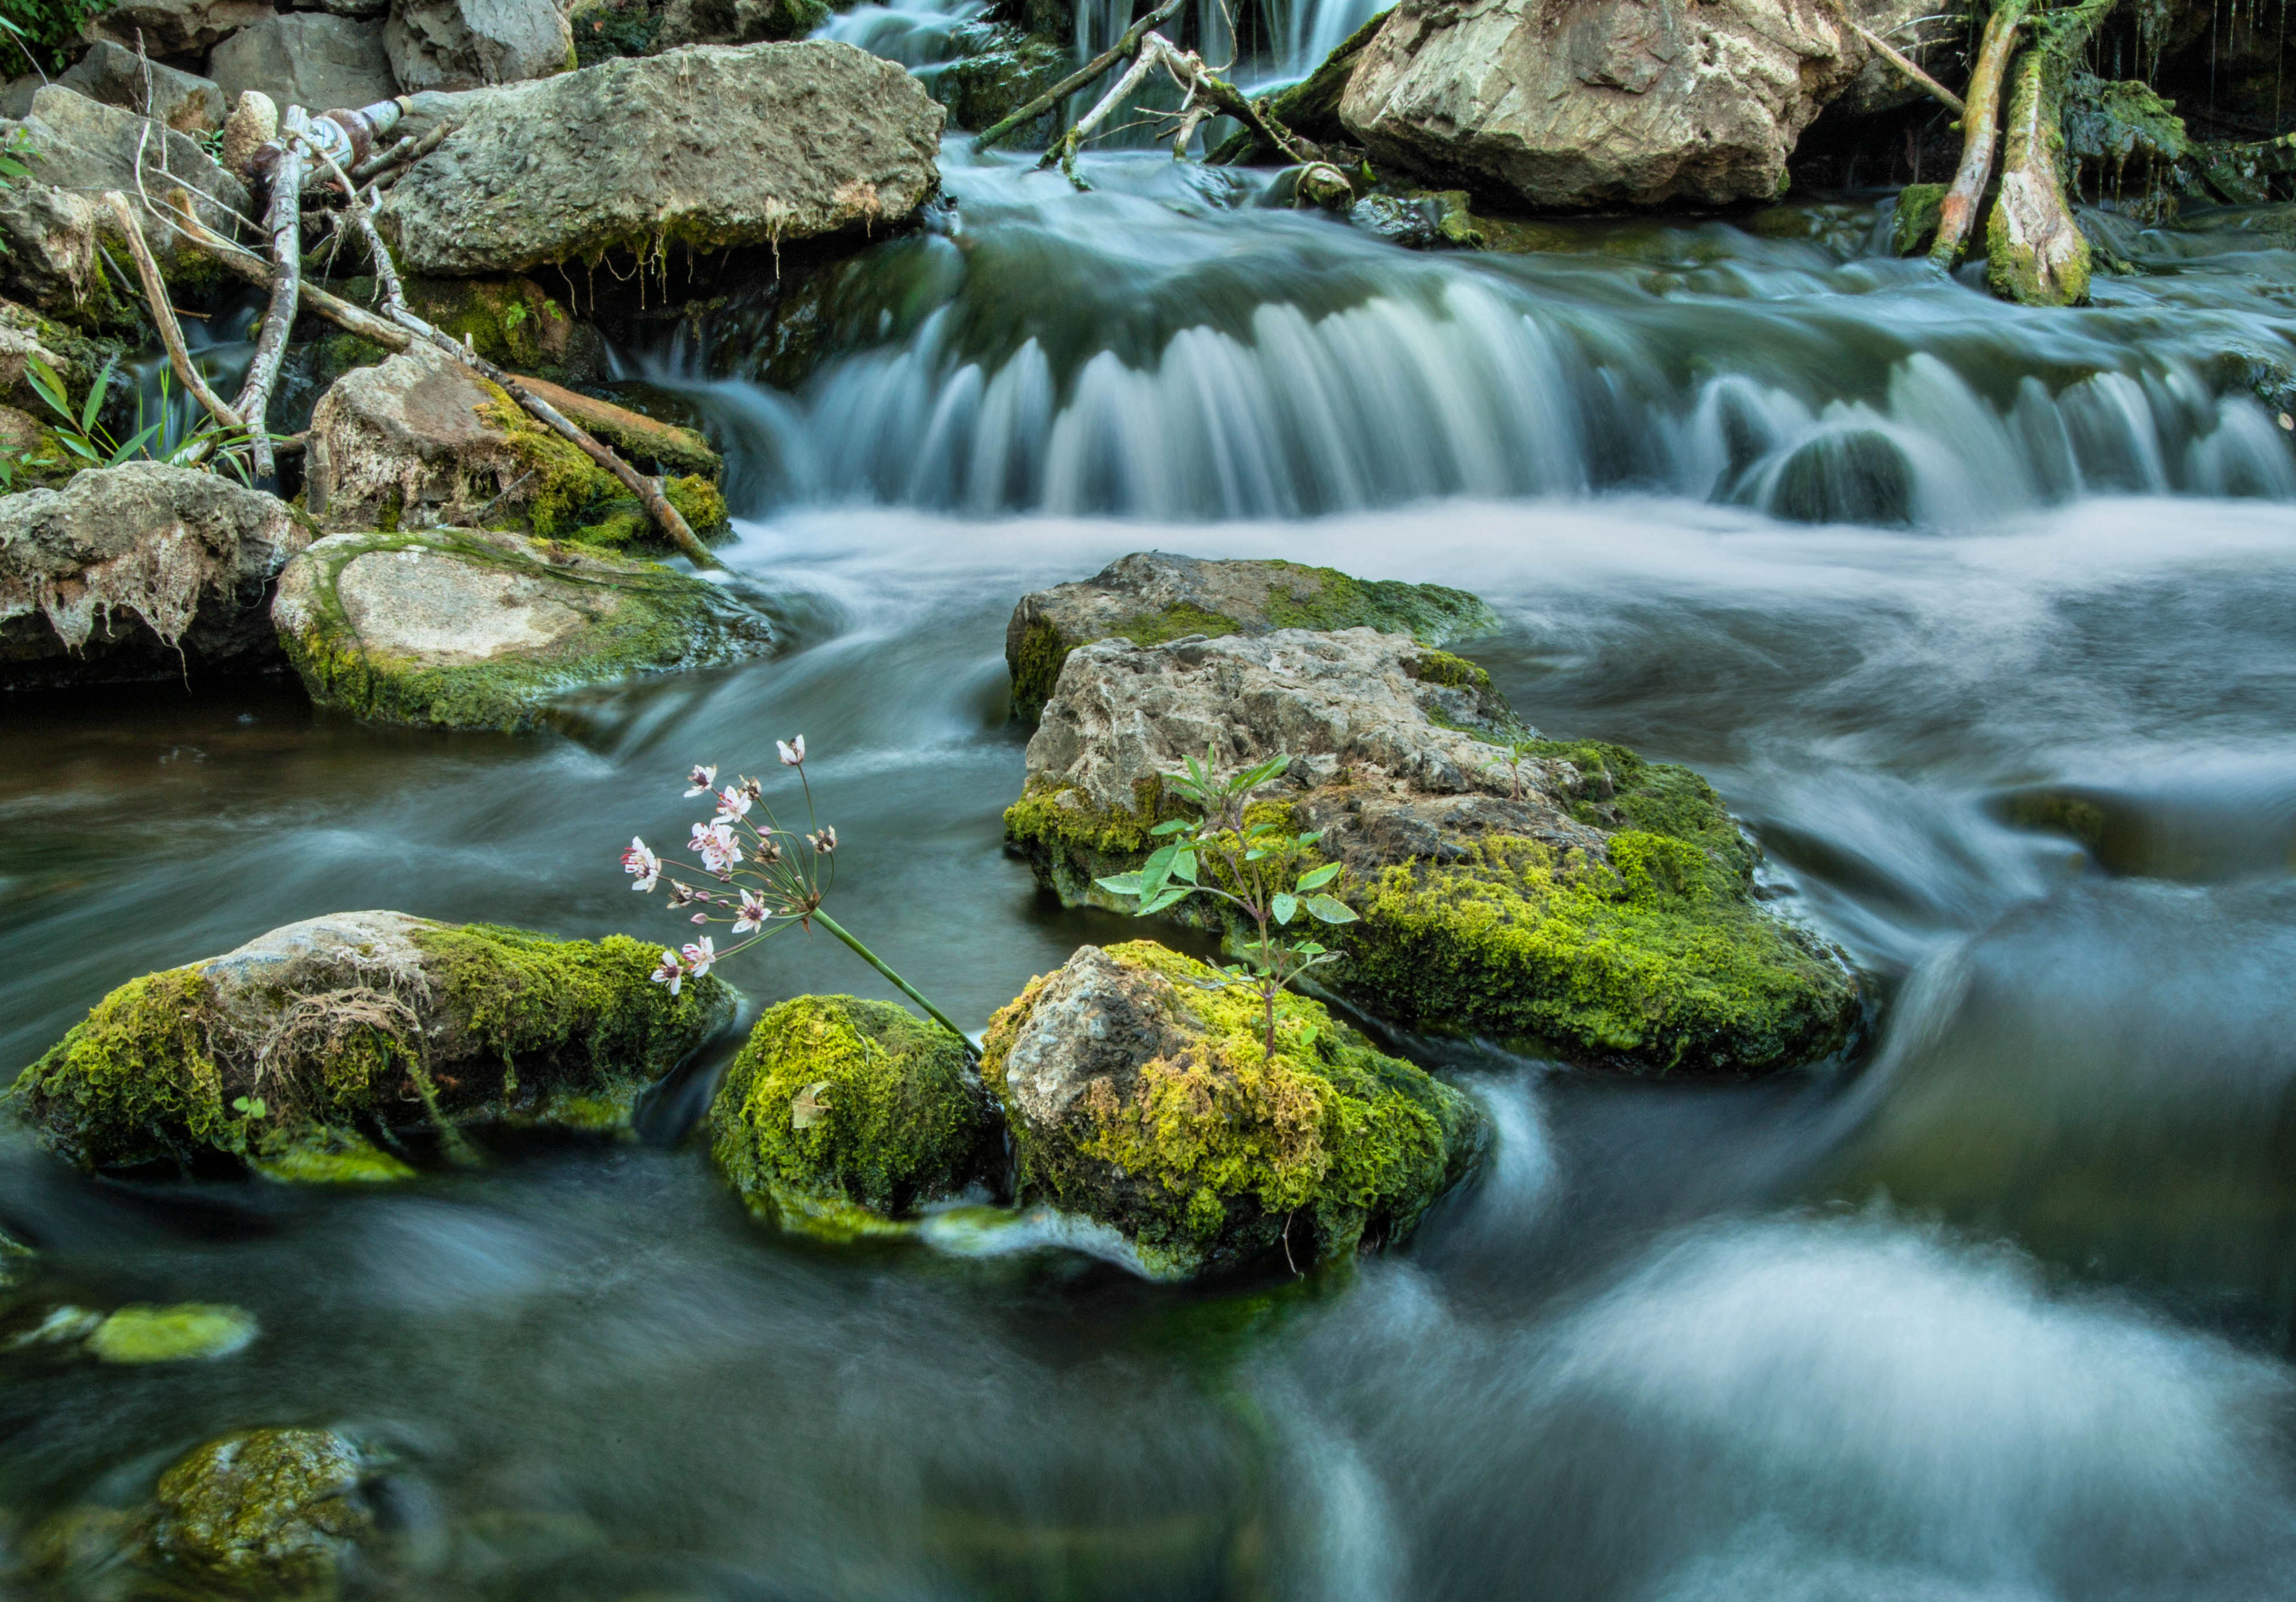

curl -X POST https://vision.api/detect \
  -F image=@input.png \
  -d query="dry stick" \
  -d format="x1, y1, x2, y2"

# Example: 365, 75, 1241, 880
1929, 0, 2031, 268
1846, 17, 1967, 115
1046, 34, 1312, 188
973, 0, 1184, 152
1044, 40, 1167, 186
234, 104, 310, 480
99, 190, 242, 434
161, 189, 413, 350
352, 119, 450, 186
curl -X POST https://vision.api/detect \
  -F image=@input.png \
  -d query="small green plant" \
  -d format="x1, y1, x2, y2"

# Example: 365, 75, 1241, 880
25, 356, 161, 469
1485, 736, 1539, 800
231, 1095, 267, 1119
1095, 744, 1358, 1062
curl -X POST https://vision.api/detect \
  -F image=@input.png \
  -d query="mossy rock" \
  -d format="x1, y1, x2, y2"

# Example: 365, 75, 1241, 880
272, 529, 771, 732
86, 1303, 260, 1363
981, 942, 1487, 1281
1004, 629, 1859, 1076
404, 275, 607, 387
146, 1428, 372, 1598
1004, 551, 1498, 721
1891, 182, 1949, 257
709, 995, 1001, 1236
929, 28, 1071, 138
9, 910, 732, 1176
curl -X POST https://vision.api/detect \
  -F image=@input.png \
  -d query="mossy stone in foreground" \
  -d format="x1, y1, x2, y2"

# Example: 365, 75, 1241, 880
149, 1429, 371, 1598
10, 911, 732, 1176
1004, 551, 1498, 720
272, 529, 772, 732
982, 942, 1487, 1280
710, 995, 1001, 1237
87, 1303, 259, 1363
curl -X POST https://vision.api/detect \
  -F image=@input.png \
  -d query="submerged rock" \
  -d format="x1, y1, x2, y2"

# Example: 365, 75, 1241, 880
272, 529, 770, 730
709, 995, 1001, 1237
9, 910, 732, 1175
982, 941, 1486, 1281
86, 1303, 259, 1363
1338, 0, 1861, 211
1004, 552, 1496, 721
210, 13, 401, 114
0, 463, 313, 691
931, 27, 1071, 138
1005, 628, 1859, 1075
387, 0, 574, 91
303, 344, 722, 544
148, 1429, 371, 1596
375, 42, 942, 279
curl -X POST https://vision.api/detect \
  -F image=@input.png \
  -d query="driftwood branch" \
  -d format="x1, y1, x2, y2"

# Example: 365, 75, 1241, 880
352, 119, 450, 187
161, 188, 413, 350
1846, 17, 1966, 115
1929, 0, 2029, 267
101, 189, 243, 433
1044, 38, 1166, 185
1045, 30, 1314, 187
233, 104, 310, 479
973, 0, 1182, 152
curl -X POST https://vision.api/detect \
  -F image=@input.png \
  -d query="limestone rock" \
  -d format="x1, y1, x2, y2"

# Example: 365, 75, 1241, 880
304, 344, 720, 542
655, 0, 827, 49
0, 87, 252, 316
1005, 628, 1861, 1075
1338, 0, 1861, 211
272, 529, 772, 729
10, 910, 735, 1172
210, 13, 401, 112
1005, 551, 1497, 721
87, 0, 278, 55
220, 88, 278, 176
982, 941, 1486, 1280
302, 0, 390, 17
0, 464, 312, 689
709, 995, 1002, 1238
374, 42, 944, 278
148, 1430, 370, 1595
55, 42, 225, 133
931, 27, 1070, 138
385, 0, 572, 91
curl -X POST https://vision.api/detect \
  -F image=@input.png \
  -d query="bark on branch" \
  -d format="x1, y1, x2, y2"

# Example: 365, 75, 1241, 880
1845, 17, 1966, 115
233, 104, 309, 480
1929, 0, 2031, 268
972, 0, 1183, 152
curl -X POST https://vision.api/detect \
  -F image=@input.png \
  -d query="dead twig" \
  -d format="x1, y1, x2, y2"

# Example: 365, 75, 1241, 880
99, 189, 242, 433
973, 0, 1183, 152
1846, 16, 1966, 115
233, 104, 310, 479
160, 187, 413, 351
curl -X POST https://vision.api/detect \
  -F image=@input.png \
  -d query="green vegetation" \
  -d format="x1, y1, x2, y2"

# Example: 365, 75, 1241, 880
709, 994, 1001, 1234
86, 1303, 258, 1363
150, 1429, 369, 1596
981, 941, 1484, 1280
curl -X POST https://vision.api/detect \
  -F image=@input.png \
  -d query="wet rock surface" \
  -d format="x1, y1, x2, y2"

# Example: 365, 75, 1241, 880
374, 42, 944, 278
147, 1428, 373, 1594
0, 463, 313, 689
272, 529, 772, 729
982, 940, 1487, 1280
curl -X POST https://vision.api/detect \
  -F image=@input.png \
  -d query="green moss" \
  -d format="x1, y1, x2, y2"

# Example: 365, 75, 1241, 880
1405, 647, 1492, 693
279, 530, 764, 732
710, 995, 998, 1232
1892, 183, 1948, 257
572, 0, 659, 63
407, 277, 589, 381
2004, 788, 2109, 851
151, 1428, 368, 1596
980, 942, 1484, 1279
87, 1303, 258, 1363
249, 1127, 418, 1184
933, 31, 1074, 136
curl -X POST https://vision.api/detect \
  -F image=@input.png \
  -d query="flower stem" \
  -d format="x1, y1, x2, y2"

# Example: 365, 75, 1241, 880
811, 910, 977, 1059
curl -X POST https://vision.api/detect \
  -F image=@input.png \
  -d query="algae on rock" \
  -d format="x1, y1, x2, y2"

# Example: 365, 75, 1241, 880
272, 529, 771, 732
147, 1428, 371, 1597
86, 1302, 258, 1363
982, 941, 1487, 1281
1004, 628, 1859, 1076
9, 910, 732, 1175
1004, 551, 1498, 722
709, 994, 1003, 1237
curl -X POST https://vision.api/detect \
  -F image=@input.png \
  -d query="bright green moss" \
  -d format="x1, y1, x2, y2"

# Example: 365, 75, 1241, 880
980, 942, 1484, 1279
87, 1303, 258, 1363
408, 277, 587, 379
249, 1128, 417, 1185
478, 388, 626, 537
1406, 647, 1492, 693
1891, 183, 1948, 257
709, 995, 998, 1234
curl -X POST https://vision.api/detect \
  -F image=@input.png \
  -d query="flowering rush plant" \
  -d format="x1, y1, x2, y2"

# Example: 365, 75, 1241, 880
618, 736, 974, 1054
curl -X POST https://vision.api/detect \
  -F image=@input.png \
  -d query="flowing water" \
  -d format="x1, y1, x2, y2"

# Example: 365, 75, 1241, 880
9, 141, 2296, 1599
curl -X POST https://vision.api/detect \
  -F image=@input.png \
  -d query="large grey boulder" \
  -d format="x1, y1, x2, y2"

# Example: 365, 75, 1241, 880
210, 14, 401, 111
1005, 551, 1496, 721
0, 464, 312, 689
87, 0, 277, 54
1005, 627, 1861, 1075
272, 529, 773, 729
0, 87, 251, 316
386, 0, 572, 91
55, 42, 226, 132
375, 42, 944, 276
1338, 0, 1862, 210
980, 940, 1487, 1280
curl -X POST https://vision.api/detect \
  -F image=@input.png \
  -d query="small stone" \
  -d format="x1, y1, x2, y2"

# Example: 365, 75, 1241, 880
220, 88, 279, 179
86, 1303, 259, 1363
149, 1428, 371, 1594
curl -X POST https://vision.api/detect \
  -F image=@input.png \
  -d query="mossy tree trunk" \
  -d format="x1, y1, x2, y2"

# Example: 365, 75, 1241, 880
1931, 0, 2033, 268
1986, 46, 2091, 304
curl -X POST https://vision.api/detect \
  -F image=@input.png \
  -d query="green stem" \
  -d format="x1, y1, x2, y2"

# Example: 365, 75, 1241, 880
812, 910, 977, 1059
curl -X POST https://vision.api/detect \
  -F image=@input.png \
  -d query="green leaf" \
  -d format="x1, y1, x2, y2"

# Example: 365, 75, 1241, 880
1244, 847, 1269, 862
1172, 849, 1197, 884
1095, 872, 1146, 897
1293, 830, 1323, 848
24, 357, 69, 423
58, 433, 97, 462
1304, 894, 1357, 924
1272, 891, 1297, 925
1295, 862, 1342, 891
1149, 818, 1190, 836
106, 422, 160, 467
82, 356, 113, 434
1140, 886, 1191, 916
1140, 841, 1180, 895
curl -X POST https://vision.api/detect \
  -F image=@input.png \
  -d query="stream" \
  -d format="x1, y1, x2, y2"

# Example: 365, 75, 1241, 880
7, 136, 2296, 1599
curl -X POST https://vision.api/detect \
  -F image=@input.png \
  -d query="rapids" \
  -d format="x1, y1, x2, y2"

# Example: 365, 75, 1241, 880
8, 138, 2296, 1599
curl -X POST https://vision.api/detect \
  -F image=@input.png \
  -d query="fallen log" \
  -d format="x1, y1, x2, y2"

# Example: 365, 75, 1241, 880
1930, 0, 2031, 268
973, 0, 1181, 152
232, 102, 310, 479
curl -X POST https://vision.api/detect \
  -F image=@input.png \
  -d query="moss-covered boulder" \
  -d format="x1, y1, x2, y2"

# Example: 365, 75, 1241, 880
272, 529, 771, 732
404, 276, 609, 387
305, 345, 727, 548
1005, 552, 1496, 722
147, 1429, 372, 1597
982, 942, 1485, 1281
9, 910, 732, 1176
709, 995, 1002, 1238
1005, 629, 1859, 1076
